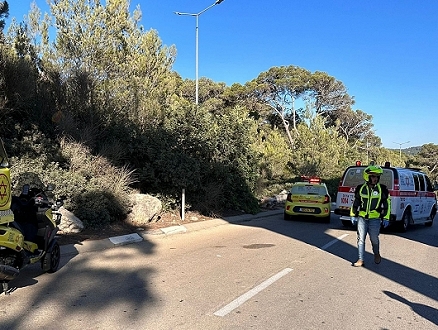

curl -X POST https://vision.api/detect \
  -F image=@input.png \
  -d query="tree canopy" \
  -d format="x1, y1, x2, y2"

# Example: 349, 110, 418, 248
0, 0, 434, 227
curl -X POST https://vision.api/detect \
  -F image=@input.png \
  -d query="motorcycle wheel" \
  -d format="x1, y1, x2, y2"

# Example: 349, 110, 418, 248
46, 242, 61, 273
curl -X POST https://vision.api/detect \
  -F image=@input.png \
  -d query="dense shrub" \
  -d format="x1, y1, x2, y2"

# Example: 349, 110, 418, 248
7, 136, 135, 228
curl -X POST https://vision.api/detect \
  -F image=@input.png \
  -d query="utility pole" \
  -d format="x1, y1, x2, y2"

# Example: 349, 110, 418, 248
393, 141, 410, 164
175, 0, 225, 105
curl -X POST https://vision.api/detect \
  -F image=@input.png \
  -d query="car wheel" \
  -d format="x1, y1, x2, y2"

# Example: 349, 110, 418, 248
322, 215, 330, 223
426, 208, 435, 227
284, 212, 292, 221
399, 210, 411, 232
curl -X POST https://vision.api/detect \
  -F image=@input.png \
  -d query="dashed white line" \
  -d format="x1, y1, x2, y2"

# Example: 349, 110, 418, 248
214, 267, 293, 317
214, 234, 348, 317
316, 234, 349, 251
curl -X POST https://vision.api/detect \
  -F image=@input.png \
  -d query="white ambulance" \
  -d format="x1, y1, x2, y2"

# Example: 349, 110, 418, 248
334, 161, 437, 231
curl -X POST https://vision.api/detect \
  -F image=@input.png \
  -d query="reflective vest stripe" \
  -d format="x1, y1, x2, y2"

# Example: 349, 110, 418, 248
358, 184, 382, 219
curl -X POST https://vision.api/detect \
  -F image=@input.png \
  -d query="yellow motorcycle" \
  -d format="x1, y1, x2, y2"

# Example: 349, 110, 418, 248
0, 138, 64, 295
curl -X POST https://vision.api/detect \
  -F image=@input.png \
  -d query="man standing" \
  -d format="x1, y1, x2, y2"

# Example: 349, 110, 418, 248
350, 165, 391, 267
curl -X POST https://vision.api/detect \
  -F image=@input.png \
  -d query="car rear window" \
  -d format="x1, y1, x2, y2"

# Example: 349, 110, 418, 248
291, 185, 327, 195
342, 167, 393, 189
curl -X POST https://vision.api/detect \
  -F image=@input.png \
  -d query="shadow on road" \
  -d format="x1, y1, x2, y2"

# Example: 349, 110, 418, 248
0, 238, 157, 329
232, 211, 438, 325
2, 209, 437, 328
383, 291, 438, 326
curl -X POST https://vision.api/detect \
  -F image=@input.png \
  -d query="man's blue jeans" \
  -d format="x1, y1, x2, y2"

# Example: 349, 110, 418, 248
357, 216, 381, 261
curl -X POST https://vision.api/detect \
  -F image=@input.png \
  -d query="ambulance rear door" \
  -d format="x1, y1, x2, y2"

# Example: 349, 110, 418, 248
335, 166, 394, 223
335, 166, 365, 217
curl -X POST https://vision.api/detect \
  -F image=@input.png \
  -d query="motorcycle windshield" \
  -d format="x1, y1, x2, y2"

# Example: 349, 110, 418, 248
0, 138, 9, 168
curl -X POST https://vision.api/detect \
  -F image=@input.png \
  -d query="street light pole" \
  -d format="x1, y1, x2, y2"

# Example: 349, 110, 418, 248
393, 140, 410, 164
175, 0, 224, 105
357, 139, 370, 164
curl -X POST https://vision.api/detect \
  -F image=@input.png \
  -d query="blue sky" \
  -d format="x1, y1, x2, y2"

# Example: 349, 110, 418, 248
6, 1, 438, 149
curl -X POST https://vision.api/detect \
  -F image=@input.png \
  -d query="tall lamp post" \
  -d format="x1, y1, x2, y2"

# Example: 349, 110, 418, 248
175, 0, 224, 105
393, 141, 410, 164
357, 139, 370, 165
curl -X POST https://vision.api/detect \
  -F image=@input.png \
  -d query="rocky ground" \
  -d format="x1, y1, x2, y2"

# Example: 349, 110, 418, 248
55, 210, 246, 246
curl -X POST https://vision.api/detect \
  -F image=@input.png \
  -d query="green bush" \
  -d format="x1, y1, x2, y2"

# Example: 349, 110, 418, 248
8, 137, 135, 229
72, 190, 127, 228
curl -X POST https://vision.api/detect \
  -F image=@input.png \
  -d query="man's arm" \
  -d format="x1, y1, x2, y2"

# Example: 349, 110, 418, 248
380, 184, 391, 220
349, 185, 362, 217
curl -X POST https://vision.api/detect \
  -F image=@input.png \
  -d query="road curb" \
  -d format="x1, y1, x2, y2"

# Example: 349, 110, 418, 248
60, 208, 283, 256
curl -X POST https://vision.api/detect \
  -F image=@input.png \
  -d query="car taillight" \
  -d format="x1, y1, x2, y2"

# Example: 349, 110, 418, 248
393, 178, 399, 190
323, 195, 330, 204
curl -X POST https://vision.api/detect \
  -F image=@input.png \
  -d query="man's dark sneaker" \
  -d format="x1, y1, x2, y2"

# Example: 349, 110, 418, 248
374, 254, 381, 264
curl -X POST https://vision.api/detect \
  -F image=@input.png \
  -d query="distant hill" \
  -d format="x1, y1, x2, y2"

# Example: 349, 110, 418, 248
388, 146, 421, 155
403, 146, 421, 155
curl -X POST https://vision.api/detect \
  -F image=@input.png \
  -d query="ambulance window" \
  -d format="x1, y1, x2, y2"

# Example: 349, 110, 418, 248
418, 174, 425, 191
412, 173, 421, 191
425, 176, 433, 192
380, 170, 393, 189
343, 168, 364, 187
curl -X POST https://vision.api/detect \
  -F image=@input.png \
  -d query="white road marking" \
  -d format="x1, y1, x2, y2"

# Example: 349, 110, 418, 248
214, 234, 348, 317
316, 234, 349, 251
214, 268, 293, 317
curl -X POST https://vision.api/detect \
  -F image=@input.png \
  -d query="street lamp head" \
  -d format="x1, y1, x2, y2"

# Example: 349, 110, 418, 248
393, 141, 410, 146
215, 0, 225, 4
174, 11, 197, 16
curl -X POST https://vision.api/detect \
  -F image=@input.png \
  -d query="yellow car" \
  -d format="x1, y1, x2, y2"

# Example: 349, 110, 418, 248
284, 179, 331, 222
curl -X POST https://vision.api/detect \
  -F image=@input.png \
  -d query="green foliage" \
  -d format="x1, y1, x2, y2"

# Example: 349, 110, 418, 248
127, 103, 261, 215
0, 1, 8, 33
7, 136, 135, 228
2, 0, 436, 230
289, 108, 347, 178
246, 66, 355, 137
332, 108, 375, 144
9, 156, 67, 195
408, 143, 438, 181
324, 177, 341, 201
309, 71, 354, 115
254, 127, 291, 180
72, 190, 125, 228
46, 0, 176, 125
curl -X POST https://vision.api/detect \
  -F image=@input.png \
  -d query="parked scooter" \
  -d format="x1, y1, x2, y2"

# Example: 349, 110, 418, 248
0, 138, 64, 295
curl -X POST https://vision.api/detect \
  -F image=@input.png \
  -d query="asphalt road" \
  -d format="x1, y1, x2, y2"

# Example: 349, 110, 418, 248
1, 211, 437, 330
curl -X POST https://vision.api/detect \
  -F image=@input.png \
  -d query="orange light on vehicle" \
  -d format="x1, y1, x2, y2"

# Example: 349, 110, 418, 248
300, 175, 321, 184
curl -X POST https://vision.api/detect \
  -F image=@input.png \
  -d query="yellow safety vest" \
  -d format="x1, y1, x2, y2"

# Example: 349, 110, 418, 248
350, 183, 389, 219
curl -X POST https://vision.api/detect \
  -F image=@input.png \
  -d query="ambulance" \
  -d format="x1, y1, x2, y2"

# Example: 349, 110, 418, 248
334, 161, 437, 232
